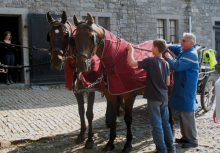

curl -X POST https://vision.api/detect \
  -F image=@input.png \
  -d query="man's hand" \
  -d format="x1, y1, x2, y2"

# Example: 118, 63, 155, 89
164, 52, 170, 59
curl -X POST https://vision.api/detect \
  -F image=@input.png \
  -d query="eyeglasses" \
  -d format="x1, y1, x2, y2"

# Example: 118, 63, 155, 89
181, 39, 187, 42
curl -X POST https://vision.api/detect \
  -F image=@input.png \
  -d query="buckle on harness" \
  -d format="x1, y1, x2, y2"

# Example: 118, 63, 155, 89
0, 67, 8, 73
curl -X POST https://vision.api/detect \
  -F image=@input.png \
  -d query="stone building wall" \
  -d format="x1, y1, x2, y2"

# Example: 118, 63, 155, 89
1, 0, 220, 85
1, 0, 220, 47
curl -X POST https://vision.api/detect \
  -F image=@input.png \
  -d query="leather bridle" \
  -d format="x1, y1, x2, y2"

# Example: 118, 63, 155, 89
47, 21, 72, 57
73, 23, 105, 60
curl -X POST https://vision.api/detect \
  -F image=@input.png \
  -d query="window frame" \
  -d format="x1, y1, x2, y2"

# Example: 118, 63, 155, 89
155, 14, 180, 43
80, 11, 112, 31
157, 19, 165, 39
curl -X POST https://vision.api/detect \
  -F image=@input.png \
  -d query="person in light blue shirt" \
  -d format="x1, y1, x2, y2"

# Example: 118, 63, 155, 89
164, 33, 199, 148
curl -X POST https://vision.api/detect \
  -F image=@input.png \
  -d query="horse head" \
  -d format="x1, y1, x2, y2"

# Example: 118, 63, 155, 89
72, 13, 104, 72
46, 11, 72, 70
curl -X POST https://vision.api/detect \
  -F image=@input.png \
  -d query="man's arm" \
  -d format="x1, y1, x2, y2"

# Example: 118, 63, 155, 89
127, 44, 138, 67
166, 75, 170, 86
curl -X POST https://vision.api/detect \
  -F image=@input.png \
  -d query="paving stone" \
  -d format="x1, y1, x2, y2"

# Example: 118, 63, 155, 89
0, 141, 11, 148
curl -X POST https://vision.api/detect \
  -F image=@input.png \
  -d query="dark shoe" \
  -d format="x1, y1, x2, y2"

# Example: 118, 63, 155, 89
182, 142, 198, 148
6, 79, 10, 85
9, 75, 14, 84
5, 73, 10, 85
175, 138, 189, 143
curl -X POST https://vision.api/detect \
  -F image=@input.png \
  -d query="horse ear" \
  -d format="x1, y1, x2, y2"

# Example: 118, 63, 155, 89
87, 13, 94, 26
46, 11, 55, 24
61, 10, 67, 24
73, 15, 80, 26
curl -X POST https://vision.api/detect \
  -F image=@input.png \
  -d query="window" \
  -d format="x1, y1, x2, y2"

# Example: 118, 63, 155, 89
80, 12, 112, 31
157, 20, 165, 39
155, 14, 180, 43
82, 16, 110, 31
169, 20, 176, 43
98, 17, 110, 31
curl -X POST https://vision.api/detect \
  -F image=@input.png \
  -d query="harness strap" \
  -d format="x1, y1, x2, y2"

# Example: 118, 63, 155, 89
99, 67, 115, 74
101, 56, 113, 62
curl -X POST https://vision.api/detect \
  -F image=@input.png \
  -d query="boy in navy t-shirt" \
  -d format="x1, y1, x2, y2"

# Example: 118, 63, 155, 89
127, 39, 175, 153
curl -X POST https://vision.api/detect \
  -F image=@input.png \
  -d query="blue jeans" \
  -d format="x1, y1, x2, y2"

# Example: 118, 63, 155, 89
3, 54, 15, 73
148, 99, 175, 153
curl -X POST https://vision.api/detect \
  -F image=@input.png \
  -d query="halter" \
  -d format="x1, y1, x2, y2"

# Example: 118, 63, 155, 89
48, 21, 72, 57
73, 23, 105, 59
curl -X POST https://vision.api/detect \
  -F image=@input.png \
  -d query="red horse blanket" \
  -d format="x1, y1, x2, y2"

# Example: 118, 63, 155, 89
99, 29, 154, 95
64, 48, 103, 91
65, 26, 154, 94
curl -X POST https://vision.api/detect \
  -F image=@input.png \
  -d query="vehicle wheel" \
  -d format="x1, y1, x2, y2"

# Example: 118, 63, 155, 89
201, 76, 216, 112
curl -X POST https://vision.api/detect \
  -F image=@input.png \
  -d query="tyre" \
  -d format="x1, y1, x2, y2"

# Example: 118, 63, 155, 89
201, 76, 216, 112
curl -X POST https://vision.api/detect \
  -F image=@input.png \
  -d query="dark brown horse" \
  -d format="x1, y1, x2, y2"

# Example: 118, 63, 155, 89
72, 13, 175, 153
72, 13, 153, 153
46, 11, 100, 149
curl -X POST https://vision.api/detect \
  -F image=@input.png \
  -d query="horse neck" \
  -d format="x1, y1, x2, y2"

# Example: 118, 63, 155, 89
94, 25, 105, 59
66, 22, 76, 55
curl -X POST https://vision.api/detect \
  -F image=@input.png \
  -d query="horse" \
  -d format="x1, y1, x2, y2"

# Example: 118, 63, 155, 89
46, 11, 124, 149
46, 11, 102, 149
71, 13, 176, 153
71, 13, 156, 152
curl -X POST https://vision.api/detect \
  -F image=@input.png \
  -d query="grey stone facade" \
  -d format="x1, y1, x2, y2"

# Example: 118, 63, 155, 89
1, 0, 220, 85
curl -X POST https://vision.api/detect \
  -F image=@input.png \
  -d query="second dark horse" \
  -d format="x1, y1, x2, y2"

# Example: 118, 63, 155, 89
46, 11, 101, 149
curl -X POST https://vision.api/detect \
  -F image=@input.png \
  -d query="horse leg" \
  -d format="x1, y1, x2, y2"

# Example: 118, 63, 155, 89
168, 106, 175, 136
106, 95, 122, 128
103, 91, 118, 151
74, 92, 86, 144
167, 86, 175, 136
122, 93, 134, 153
85, 92, 95, 149
105, 101, 111, 128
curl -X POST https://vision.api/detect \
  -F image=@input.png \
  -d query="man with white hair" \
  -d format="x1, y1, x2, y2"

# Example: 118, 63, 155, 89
165, 33, 199, 148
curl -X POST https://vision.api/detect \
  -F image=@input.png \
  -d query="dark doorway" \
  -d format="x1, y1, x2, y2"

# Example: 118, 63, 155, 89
214, 22, 220, 73
0, 16, 22, 84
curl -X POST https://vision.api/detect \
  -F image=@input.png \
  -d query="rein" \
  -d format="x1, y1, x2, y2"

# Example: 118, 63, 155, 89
0, 41, 49, 52
132, 45, 177, 60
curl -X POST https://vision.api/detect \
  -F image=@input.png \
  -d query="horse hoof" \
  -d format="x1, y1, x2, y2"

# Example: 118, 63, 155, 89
85, 141, 94, 149
75, 136, 85, 144
122, 146, 132, 153
103, 144, 115, 151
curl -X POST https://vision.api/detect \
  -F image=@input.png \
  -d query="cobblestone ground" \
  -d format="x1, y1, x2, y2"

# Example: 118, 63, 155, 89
0, 86, 219, 153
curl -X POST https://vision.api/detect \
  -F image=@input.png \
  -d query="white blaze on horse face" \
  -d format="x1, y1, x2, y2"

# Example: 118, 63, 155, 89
55, 29, 59, 34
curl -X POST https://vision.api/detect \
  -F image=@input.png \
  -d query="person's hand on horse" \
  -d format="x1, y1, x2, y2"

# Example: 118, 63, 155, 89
127, 44, 133, 52
213, 108, 218, 123
164, 52, 170, 59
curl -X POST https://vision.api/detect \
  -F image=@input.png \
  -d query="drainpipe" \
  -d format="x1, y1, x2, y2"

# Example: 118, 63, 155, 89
189, 16, 192, 33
